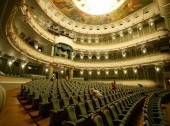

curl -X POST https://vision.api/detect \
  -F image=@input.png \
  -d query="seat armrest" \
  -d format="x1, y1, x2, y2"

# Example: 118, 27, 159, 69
78, 115, 88, 119
77, 118, 86, 123
122, 110, 129, 113
95, 107, 100, 109
87, 110, 95, 113
40, 102, 50, 105
113, 119, 125, 124
50, 108, 64, 113
63, 121, 76, 126
118, 114, 129, 118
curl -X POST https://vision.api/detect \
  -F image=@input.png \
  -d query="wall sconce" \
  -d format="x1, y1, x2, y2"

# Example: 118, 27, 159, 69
80, 53, 84, 59
155, 66, 160, 72
137, 24, 143, 30
88, 54, 92, 60
45, 68, 49, 72
96, 54, 100, 60
119, 31, 124, 37
122, 51, 126, 58
114, 69, 118, 75
133, 68, 138, 74
60, 70, 64, 74
88, 70, 92, 75
123, 69, 127, 74
128, 28, 133, 34
97, 70, 101, 75
80, 70, 84, 75
105, 54, 109, 60
105, 70, 109, 75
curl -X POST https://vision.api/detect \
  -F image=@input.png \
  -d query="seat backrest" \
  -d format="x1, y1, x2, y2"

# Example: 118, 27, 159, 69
144, 113, 154, 124
144, 120, 151, 126
78, 95, 85, 102
62, 97, 70, 107
40, 94, 49, 103
93, 98, 101, 108
70, 96, 78, 104
125, 97, 132, 105
85, 94, 90, 100
122, 99, 128, 108
60, 92, 66, 98
108, 95, 114, 102
101, 109, 114, 126
127, 96, 133, 103
67, 92, 72, 97
91, 114, 104, 126
50, 93, 58, 99
65, 105, 77, 122
86, 100, 95, 111
114, 102, 122, 114
118, 100, 126, 110
33, 90, 39, 99
28, 87, 34, 95
104, 96, 110, 104
98, 97, 106, 106
51, 99, 60, 111
109, 105, 119, 120
112, 95, 117, 100
77, 102, 88, 116
115, 93, 120, 99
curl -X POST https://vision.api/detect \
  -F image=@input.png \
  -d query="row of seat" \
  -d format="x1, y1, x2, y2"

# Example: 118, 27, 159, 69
18, 79, 166, 126
143, 90, 170, 126
22, 84, 146, 117
62, 92, 145, 126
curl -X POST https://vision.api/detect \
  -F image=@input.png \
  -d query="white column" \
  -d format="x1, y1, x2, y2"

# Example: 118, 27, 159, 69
69, 68, 74, 80
48, 45, 55, 80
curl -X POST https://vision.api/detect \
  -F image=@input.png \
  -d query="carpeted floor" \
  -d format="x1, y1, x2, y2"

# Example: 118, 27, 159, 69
0, 88, 36, 126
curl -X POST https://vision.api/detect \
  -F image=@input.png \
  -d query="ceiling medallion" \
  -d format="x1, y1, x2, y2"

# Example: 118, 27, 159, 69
53, 0, 153, 25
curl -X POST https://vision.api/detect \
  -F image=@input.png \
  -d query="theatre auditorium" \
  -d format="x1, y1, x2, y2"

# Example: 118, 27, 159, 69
0, 0, 170, 126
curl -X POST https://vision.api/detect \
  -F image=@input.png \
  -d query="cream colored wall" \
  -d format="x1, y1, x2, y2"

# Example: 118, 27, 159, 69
116, 80, 158, 88
56, 36, 73, 44
0, 85, 6, 113
0, 76, 31, 90
0, 83, 24, 91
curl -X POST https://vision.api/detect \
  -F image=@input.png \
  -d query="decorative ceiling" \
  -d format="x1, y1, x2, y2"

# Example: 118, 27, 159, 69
52, 0, 153, 25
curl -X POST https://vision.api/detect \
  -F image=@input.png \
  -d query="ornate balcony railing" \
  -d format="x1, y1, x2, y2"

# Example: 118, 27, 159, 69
7, 21, 170, 69
36, 0, 159, 35
21, 5, 169, 52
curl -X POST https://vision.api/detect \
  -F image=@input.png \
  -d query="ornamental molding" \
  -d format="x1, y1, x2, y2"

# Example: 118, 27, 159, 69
7, 22, 170, 69
20, 4, 168, 52
35, 0, 159, 34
